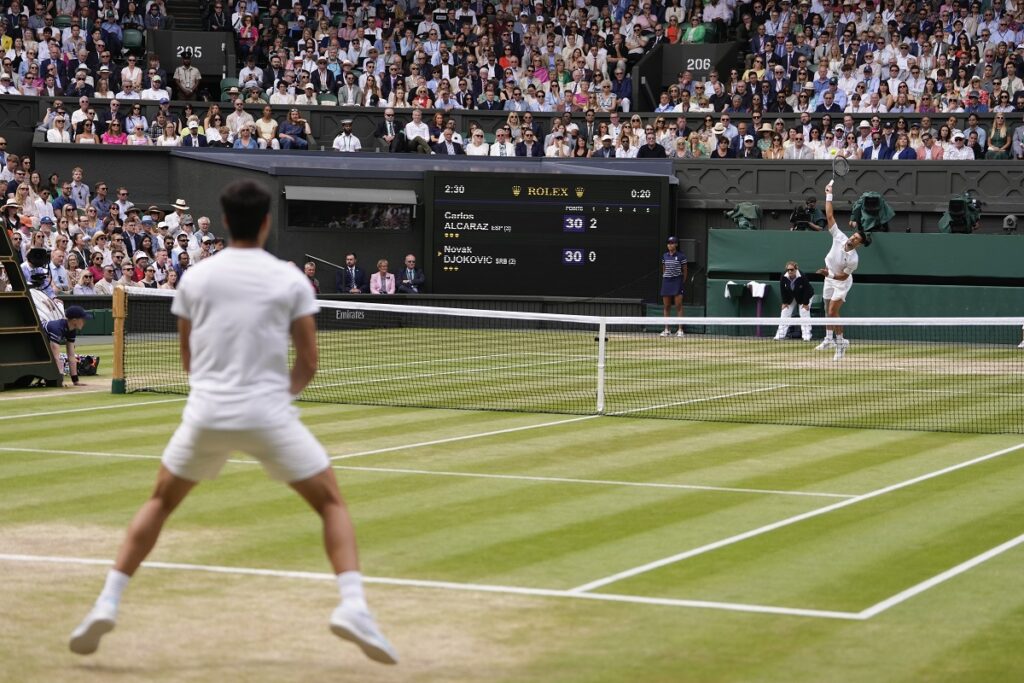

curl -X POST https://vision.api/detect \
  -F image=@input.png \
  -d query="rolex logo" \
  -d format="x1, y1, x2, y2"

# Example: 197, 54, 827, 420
575, 187, 585, 198
512, 185, 521, 197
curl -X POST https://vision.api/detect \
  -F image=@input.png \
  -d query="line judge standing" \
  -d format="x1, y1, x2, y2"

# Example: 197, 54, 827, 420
659, 236, 687, 337
774, 260, 814, 341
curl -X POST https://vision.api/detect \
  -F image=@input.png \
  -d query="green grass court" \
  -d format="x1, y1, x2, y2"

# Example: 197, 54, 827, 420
3, 339, 1024, 682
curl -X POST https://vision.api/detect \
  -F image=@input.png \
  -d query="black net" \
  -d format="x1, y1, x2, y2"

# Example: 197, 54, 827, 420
123, 291, 1024, 434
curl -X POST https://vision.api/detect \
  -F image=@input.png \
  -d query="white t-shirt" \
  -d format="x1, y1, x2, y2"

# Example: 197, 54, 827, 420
171, 248, 318, 429
824, 224, 858, 279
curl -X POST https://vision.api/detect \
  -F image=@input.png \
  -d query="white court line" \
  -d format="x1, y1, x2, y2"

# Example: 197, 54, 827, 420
569, 440, 1024, 594
334, 465, 853, 499
330, 385, 788, 461
857, 532, 1024, 619
330, 415, 601, 460
608, 385, 789, 416
0, 389, 105, 402
0, 553, 861, 621
0, 446, 853, 500
0, 397, 186, 421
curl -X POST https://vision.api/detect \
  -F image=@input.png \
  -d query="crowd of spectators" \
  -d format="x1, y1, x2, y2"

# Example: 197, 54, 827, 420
1, 157, 221, 295
6, 0, 1024, 158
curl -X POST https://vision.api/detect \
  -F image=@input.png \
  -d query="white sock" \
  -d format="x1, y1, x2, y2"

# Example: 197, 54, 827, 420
825, 331, 834, 340
337, 570, 368, 612
836, 334, 845, 341
97, 569, 130, 608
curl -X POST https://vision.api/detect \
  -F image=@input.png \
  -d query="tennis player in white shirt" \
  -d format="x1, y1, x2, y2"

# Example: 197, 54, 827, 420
814, 180, 867, 360
69, 180, 398, 665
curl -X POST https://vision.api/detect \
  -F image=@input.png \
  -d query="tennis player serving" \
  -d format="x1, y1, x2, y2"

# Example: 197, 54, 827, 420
69, 180, 398, 664
814, 179, 868, 361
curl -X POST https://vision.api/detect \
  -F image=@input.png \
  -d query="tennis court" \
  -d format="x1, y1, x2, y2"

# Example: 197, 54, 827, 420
3, 334, 1024, 682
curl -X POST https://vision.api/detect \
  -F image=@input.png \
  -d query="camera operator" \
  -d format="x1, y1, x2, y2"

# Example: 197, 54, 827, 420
789, 196, 826, 231
43, 305, 93, 387
22, 246, 56, 298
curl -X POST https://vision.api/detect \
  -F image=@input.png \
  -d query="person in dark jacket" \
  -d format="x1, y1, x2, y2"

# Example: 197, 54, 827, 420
774, 260, 815, 341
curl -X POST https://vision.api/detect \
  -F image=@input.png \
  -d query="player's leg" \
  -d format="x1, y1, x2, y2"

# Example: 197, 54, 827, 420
69, 466, 197, 655
827, 298, 844, 337
255, 422, 398, 664
828, 298, 850, 359
290, 468, 399, 665
814, 295, 836, 349
816, 278, 840, 350
289, 467, 360, 575
661, 296, 672, 335
115, 466, 197, 575
674, 294, 685, 336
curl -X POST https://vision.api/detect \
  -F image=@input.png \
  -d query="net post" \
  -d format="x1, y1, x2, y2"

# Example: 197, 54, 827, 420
111, 285, 126, 395
596, 319, 607, 414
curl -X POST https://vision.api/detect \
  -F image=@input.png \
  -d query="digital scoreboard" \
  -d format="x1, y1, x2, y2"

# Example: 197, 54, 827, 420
426, 172, 669, 298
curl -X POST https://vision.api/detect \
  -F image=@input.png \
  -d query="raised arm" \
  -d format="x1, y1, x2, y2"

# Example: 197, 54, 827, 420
824, 180, 836, 227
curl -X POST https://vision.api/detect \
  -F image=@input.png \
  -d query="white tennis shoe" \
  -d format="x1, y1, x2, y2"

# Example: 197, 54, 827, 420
659, 329, 671, 337
833, 338, 850, 360
1018, 340, 1024, 349
676, 330, 685, 338
330, 602, 399, 665
69, 601, 117, 655
815, 339, 836, 351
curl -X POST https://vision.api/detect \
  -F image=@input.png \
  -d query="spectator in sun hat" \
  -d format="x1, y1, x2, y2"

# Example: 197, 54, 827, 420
164, 198, 189, 234
131, 251, 151, 282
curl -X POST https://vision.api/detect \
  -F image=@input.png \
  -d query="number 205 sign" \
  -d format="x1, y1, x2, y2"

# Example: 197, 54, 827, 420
148, 30, 235, 78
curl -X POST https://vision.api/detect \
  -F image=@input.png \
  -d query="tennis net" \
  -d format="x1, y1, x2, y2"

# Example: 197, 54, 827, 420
119, 289, 1024, 434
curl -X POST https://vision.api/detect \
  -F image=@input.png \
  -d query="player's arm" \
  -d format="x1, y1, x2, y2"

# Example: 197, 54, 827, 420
178, 318, 191, 373
824, 180, 836, 227
290, 314, 318, 397
682, 260, 688, 283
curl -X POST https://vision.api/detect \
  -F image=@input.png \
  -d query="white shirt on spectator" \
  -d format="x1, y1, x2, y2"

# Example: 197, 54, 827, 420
46, 127, 72, 143
141, 86, 171, 101
489, 141, 516, 156
945, 144, 975, 160
332, 132, 362, 152
403, 119, 430, 141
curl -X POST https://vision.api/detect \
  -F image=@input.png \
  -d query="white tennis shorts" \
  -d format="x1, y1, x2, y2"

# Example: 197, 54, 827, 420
161, 420, 331, 483
822, 277, 852, 302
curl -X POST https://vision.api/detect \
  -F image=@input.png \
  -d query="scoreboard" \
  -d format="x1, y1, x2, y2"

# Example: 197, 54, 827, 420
426, 172, 669, 298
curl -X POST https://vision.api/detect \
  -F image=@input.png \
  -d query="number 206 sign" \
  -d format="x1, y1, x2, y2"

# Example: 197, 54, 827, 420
666, 44, 739, 80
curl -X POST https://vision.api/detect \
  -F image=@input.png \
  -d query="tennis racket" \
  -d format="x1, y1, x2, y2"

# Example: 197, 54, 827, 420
832, 155, 850, 181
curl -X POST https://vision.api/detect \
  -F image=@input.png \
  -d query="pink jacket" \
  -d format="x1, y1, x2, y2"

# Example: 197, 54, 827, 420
370, 271, 395, 294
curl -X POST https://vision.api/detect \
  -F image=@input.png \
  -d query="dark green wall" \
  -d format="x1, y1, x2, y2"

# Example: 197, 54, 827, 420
708, 229, 1024, 280
706, 229, 1024, 319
